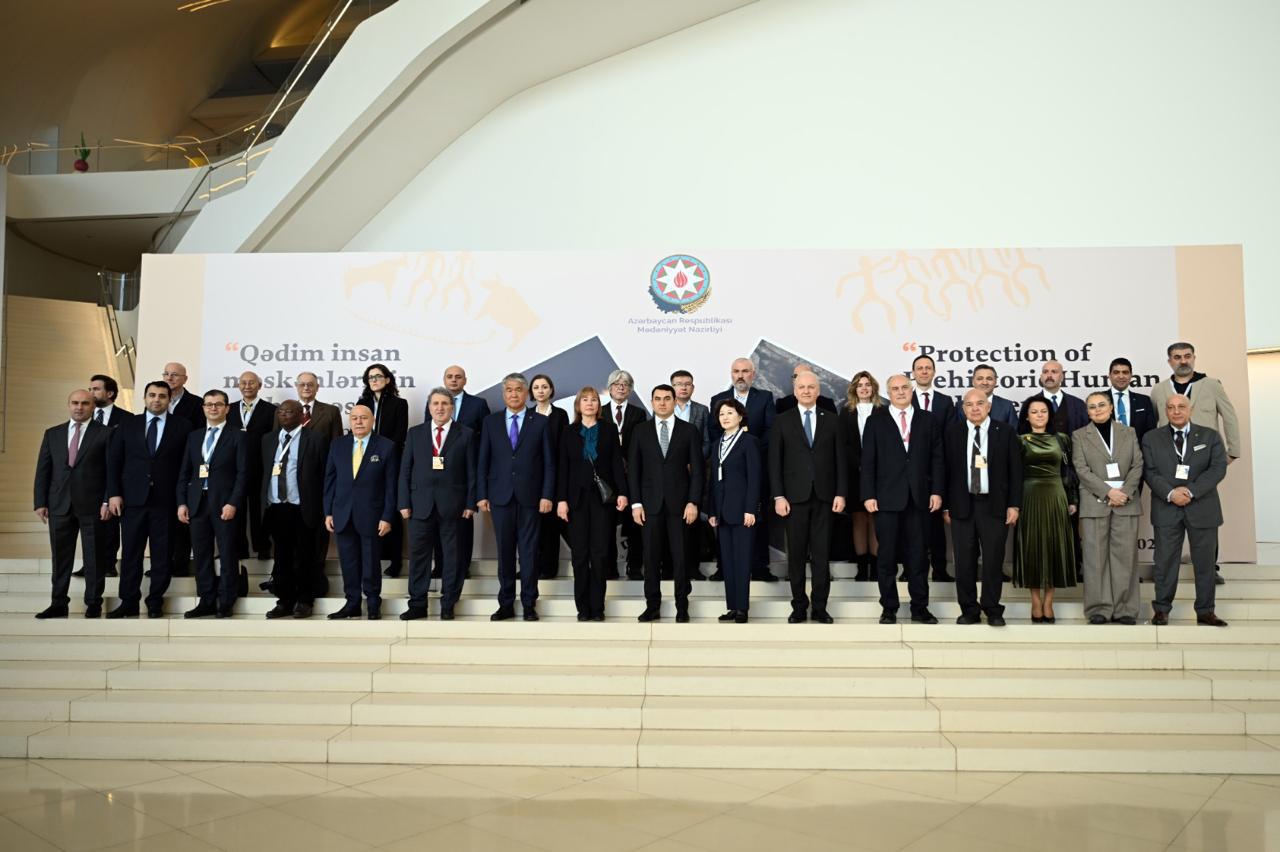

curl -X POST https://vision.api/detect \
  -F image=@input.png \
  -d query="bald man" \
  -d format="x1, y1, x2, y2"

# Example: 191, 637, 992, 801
1016, 360, 1088, 435
228, 371, 277, 562
775, 363, 837, 416
34, 390, 114, 618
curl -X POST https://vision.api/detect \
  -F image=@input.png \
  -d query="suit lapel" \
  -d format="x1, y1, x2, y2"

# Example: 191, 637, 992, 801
440, 424, 461, 457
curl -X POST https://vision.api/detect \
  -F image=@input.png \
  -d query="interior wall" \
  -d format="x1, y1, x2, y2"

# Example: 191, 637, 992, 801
4, 226, 103, 304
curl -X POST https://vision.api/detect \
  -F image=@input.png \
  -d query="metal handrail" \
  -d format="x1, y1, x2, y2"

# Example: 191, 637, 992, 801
98, 272, 137, 386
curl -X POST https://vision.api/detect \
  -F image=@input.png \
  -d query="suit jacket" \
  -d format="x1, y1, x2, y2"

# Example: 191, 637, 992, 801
1142, 424, 1227, 529
34, 420, 112, 515
556, 419, 627, 510
452, 392, 491, 432
287, 399, 343, 441
324, 433, 399, 533
399, 421, 477, 519
169, 390, 205, 430
1150, 375, 1242, 458
95, 406, 133, 428
607, 401, 649, 457
1072, 422, 1143, 518
943, 419, 1023, 519
1017, 390, 1089, 435
776, 394, 838, 416
358, 392, 408, 447
260, 427, 326, 527
981, 394, 1019, 427
913, 388, 955, 426
707, 431, 761, 524
708, 387, 776, 451
537, 406, 570, 461
837, 407, 868, 505
107, 413, 193, 508
227, 398, 277, 438
860, 406, 945, 511
177, 425, 249, 515
769, 406, 847, 503
476, 409, 555, 507
628, 417, 704, 513
677, 401, 712, 459
1108, 388, 1157, 446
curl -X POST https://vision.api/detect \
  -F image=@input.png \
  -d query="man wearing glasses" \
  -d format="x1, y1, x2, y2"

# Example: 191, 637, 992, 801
177, 391, 250, 618
605, 370, 648, 580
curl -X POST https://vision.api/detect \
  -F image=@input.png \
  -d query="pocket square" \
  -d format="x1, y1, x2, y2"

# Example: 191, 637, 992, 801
369, 454, 381, 463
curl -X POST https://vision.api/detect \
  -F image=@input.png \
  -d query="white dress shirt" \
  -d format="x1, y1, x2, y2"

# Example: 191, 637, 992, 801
968, 418, 990, 494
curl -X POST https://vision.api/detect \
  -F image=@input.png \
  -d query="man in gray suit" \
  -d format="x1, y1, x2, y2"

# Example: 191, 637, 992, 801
1141, 394, 1228, 626
1074, 392, 1144, 625
671, 370, 713, 579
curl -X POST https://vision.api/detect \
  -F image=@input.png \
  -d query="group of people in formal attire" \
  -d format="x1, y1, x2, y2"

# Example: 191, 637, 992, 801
32, 341, 1242, 626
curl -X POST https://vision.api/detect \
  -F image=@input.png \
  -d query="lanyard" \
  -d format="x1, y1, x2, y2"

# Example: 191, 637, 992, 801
719, 429, 743, 465
1095, 424, 1114, 459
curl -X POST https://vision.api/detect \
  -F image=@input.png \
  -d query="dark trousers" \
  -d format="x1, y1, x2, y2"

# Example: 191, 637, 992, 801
926, 510, 949, 576
236, 475, 269, 558
951, 499, 1008, 618
874, 502, 930, 615
49, 510, 104, 607
189, 501, 239, 609
85, 515, 120, 573
609, 508, 644, 574
1152, 521, 1218, 615
784, 498, 832, 615
717, 523, 752, 612
314, 526, 331, 597
380, 512, 404, 569
265, 503, 317, 606
119, 505, 175, 609
642, 506, 691, 613
335, 523, 382, 611
567, 498, 611, 618
537, 513, 568, 577
409, 511, 462, 610
170, 516, 192, 573
491, 501, 541, 609
433, 515, 475, 577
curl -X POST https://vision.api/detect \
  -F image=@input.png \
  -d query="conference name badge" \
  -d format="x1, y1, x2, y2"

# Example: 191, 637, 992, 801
1194, 444, 1206, 452
272, 463, 283, 476
198, 464, 210, 479
1175, 464, 1190, 480
974, 454, 987, 470
433, 457, 445, 471
1106, 462, 1121, 478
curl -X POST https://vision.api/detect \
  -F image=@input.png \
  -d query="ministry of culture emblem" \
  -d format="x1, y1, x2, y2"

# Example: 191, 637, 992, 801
650, 255, 711, 314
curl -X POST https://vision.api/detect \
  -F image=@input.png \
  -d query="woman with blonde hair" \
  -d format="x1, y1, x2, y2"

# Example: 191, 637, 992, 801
838, 371, 884, 580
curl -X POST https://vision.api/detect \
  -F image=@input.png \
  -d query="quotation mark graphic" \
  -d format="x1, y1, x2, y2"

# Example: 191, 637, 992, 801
225, 342, 240, 352
901, 341, 918, 352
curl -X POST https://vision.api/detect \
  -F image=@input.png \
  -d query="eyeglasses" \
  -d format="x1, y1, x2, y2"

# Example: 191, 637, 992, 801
367, 374, 387, 381
161, 371, 185, 379
202, 402, 227, 409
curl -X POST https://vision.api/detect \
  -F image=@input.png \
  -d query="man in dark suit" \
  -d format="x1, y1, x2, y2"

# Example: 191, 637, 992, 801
911, 354, 956, 582
261, 400, 326, 619
292, 371, 342, 595
431, 365, 490, 581
671, 369, 713, 579
709, 357, 777, 581
162, 362, 202, 577
324, 405, 398, 620
106, 381, 193, 618
769, 371, 847, 623
401, 388, 478, 620
1142, 394, 1229, 627
969, 364, 1018, 427
629, 384, 703, 622
177, 390, 249, 618
1016, 360, 1089, 435
775, 363, 839, 416
1107, 357, 1157, 445
34, 390, 113, 618
227, 371, 277, 562
605, 369, 649, 579
862, 374, 945, 624
477, 373, 555, 621
78, 374, 131, 580
944, 389, 1023, 627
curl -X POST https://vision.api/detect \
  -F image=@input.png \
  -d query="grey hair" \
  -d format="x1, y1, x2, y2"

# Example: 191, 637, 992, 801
502, 372, 529, 389
427, 386, 454, 405
607, 369, 634, 388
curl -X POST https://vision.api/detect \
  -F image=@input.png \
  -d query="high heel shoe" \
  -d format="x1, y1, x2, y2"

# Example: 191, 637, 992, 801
1031, 615, 1045, 624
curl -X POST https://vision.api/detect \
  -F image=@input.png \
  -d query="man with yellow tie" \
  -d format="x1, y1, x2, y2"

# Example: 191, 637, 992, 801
323, 405, 398, 619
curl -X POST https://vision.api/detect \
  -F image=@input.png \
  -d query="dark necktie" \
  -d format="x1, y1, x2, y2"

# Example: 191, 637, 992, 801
1049, 393, 1060, 412
804, 409, 814, 448
615, 405, 623, 426
302, 404, 312, 426
95, 409, 104, 425
275, 433, 294, 501
509, 415, 519, 449
970, 426, 982, 494
1173, 428, 1185, 459
68, 422, 82, 467
146, 416, 159, 456
922, 391, 931, 411
202, 427, 218, 490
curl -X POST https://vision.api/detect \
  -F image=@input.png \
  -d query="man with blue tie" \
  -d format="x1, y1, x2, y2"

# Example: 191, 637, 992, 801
262, 400, 327, 619
177, 391, 249, 618
432, 365, 490, 581
1107, 357, 1157, 445
324, 405, 398, 620
476, 373, 555, 621
106, 381, 193, 618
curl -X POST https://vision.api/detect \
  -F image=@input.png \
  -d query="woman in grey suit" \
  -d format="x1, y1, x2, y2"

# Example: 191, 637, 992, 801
1073, 392, 1144, 625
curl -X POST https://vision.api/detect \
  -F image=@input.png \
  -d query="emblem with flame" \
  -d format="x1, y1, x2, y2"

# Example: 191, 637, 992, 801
649, 255, 711, 314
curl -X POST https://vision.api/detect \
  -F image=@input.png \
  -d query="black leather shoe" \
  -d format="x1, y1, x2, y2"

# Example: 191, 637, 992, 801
577, 613, 590, 622
327, 603, 361, 620
35, 605, 68, 619
383, 566, 401, 578
955, 613, 981, 625
812, 611, 834, 624
675, 612, 689, 623
147, 605, 164, 619
265, 604, 292, 619
637, 608, 659, 622
787, 611, 807, 624
522, 608, 539, 622
216, 607, 232, 619
626, 571, 644, 581
932, 572, 955, 583
490, 607, 515, 621
367, 611, 382, 621
105, 566, 118, 577
1089, 614, 1108, 625
259, 580, 274, 592
184, 602, 217, 619
708, 570, 725, 581
72, 568, 86, 578
752, 571, 778, 583
84, 604, 102, 619
986, 614, 1006, 627
734, 611, 748, 623
1151, 612, 1169, 625
293, 603, 313, 619
1112, 616, 1137, 625
106, 604, 139, 619
911, 610, 939, 625
1215, 573, 1225, 586
718, 611, 736, 622
400, 607, 428, 621
879, 611, 897, 624
590, 614, 605, 622
1197, 611, 1228, 627
440, 609, 455, 621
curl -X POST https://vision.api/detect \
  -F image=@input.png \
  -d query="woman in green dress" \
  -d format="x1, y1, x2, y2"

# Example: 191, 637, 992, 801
1014, 398, 1078, 623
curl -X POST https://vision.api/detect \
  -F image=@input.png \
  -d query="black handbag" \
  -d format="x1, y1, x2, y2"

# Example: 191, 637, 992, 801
590, 459, 614, 504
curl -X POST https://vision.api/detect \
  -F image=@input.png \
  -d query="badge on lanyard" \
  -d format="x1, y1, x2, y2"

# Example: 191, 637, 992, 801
973, 453, 987, 470
1105, 462, 1121, 478
432, 456, 445, 471
198, 464, 210, 479
272, 462, 283, 476
1175, 464, 1190, 480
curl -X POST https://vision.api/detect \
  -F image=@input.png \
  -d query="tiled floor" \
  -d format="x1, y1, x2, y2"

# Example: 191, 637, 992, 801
0, 759, 1278, 851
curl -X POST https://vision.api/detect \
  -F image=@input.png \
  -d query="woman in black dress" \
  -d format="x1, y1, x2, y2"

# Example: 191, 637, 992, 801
357, 363, 408, 578
531, 374, 570, 579
837, 371, 884, 580
556, 387, 628, 620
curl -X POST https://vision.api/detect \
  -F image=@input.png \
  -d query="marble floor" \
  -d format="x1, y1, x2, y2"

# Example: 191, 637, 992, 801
0, 759, 1278, 851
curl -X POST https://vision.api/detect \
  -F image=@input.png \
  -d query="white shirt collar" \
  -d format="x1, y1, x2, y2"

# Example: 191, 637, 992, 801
797, 403, 817, 416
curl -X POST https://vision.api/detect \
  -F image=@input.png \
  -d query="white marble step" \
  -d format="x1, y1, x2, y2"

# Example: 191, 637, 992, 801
0, 689, 96, 722
918, 669, 1213, 700
946, 731, 1280, 774
21, 720, 344, 761
930, 698, 1247, 734
351, 692, 645, 729
104, 661, 381, 693
66, 690, 361, 725
373, 663, 647, 696
326, 725, 640, 765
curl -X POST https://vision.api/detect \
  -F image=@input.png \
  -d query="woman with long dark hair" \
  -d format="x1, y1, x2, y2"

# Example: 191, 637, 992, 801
357, 364, 409, 578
